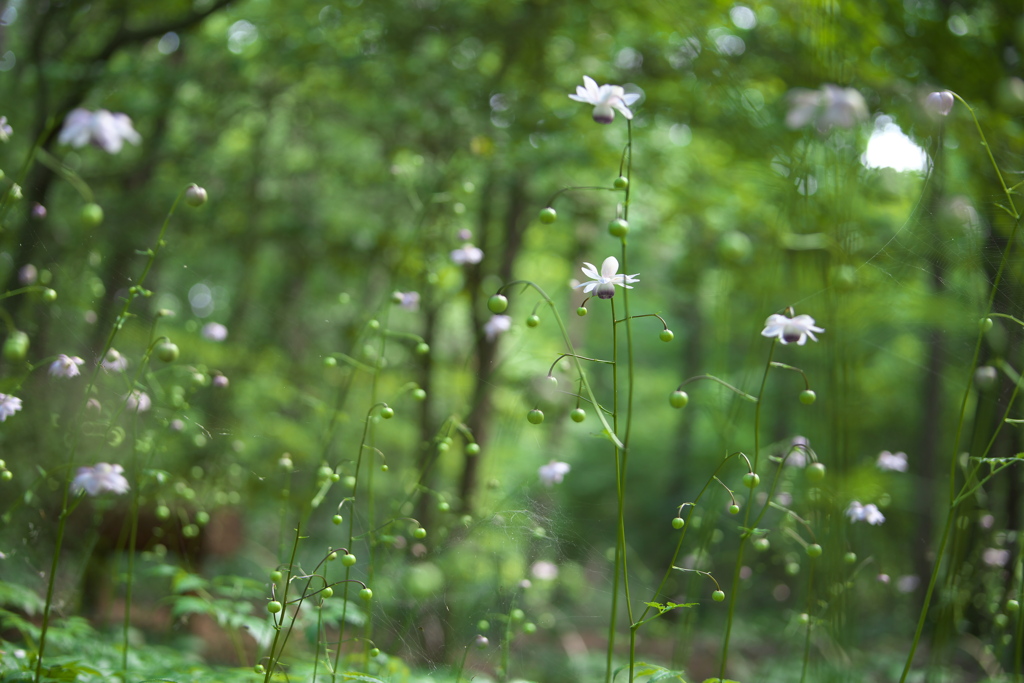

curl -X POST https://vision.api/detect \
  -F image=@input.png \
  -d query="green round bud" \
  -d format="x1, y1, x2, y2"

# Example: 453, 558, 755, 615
539, 207, 557, 224
570, 408, 586, 423
478, 619, 490, 631
717, 230, 753, 263
324, 356, 337, 367
380, 406, 395, 419
526, 314, 540, 328
80, 203, 104, 228
3, 330, 29, 362
672, 517, 685, 530
659, 329, 674, 342
156, 341, 179, 363
332, 515, 343, 525
415, 342, 430, 355
799, 389, 817, 405
331, 473, 340, 481
523, 622, 537, 634
608, 218, 629, 238
844, 552, 857, 564
321, 586, 334, 598
806, 543, 823, 558
367, 319, 380, 330
270, 570, 283, 582
413, 527, 427, 539
742, 472, 760, 489
806, 462, 826, 482
1008, 599, 1020, 613
510, 608, 525, 622
975, 366, 999, 393
669, 391, 689, 409
344, 475, 357, 490
412, 388, 427, 401
267, 600, 283, 614
576, 306, 588, 317
729, 504, 740, 515
613, 176, 629, 190
369, 647, 380, 657
41, 288, 57, 302
527, 409, 544, 425
381, 464, 388, 472
155, 505, 171, 520
342, 553, 357, 566
254, 664, 266, 674
437, 441, 450, 452
712, 590, 726, 602
1, 471, 11, 481
438, 501, 451, 512
753, 538, 770, 552
326, 551, 338, 561
466, 443, 481, 456
981, 317, 994, 332
488, 294, 509, 314
195, 511, 210, 526
359, 587, 373, 601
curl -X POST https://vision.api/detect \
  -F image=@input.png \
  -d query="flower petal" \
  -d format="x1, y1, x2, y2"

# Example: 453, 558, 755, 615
600, 256, 620, 279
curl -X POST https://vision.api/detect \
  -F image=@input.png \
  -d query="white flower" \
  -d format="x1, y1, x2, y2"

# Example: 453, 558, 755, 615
876, 450, 908, 472
451, 244, 484, 265
101, 348, 128, 372
49, 354, 84, 378
538, 460, 571, 487
484, 314, 512, 342
202, 322, 228, 342
393, 291, 420, 311
568, 76, 641, 124
573, 256, 639, 300
846, 501, 885, 525
786, 84, 868, 132
761, 313, 824, 345
531, 560, 559, 580
982, 548, 1011, 567
0, 394, 22, 421
925, 90, 954, 117
0, 116, 11, 142
71, 463, 129, 496
125, 390, 151, 413
896, 575, 920, 593
57, 108, 141, 154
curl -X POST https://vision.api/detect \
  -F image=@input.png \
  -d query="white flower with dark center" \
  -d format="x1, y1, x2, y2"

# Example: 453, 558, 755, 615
451, 244, 484, 265
0, 116, 11, 142
876, 450, 908, 472
71, 463, 129, 496
761, 313, 824, 345
569, 76, 641, 124
202, 322, 228, 342
539, 460, 571, 487
846, 501, 885, 525
0, 394, 22, 421
57, 108, 141, 154
574, 256, 639, 299
49, 354, 84, 378
925, 90, 954, 117
101, 348, 128, 372
125, 390, 151, 413
786, 85, 868, 132
484, 314, 512, 342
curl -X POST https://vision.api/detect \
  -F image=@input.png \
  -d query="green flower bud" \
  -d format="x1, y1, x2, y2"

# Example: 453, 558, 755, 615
729, 504, 740, 515
753, 538, 770, 552
510, 608, 525, 622
3, 330, 29, 362
539, 207, 557, 224
844, 552, 857, 564
333, 515, 343, 525
527, 409, 544, 424
526, 314, 540, 328
806, 543, 823, 558
413, 527, 427, 539
415, 342, 430, 355
324, 356, 338, 367
380, 406, 395, 419
80, 203, 104, 228
570, 408, 586, 423
412, 388, 427, 400
671, 517, 685, 530
799, 389, 817, 405
438, 501, 451, 512
488, 294, 509, 314
369, 647, 381, 657
669, 391, 689, 409
608, 218, 629, 238
155, 341, 179, 363
806, 462, 826, 482
359, 587, 373, 601
576, 307, 588, 317
466, 443, 480, 456
342, 553, 357, 566
41, 288, 57, 302
321, 586, 334, 598
712, 590, 726, 602
523, 622, 537, 634
659, 329, 674, 342
267, 600, 283, 614
613, 176, 629, 190
742, 472, 760, 489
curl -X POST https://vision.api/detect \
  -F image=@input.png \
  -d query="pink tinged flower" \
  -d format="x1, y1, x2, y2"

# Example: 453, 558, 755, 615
484, 314, 512, 341
0, 394, 22, 421
212, 374, 229, 388
18, 264, 37, 284
450, 243, 484, 265
568, 76, 642, 124
761, 313, 824, 345
926, 90, 954, 117
846, 501, 885, 525
101, 348, 128, 372
394, 291, 421, 311
0, 116, 11, 142
538, 460, 570, 487
71, 463, 129, 496
531, 560, 559, 580
786, 84, 868, 132
876, 450, 908, 472
573, 256, 639, 299
57, 108, 141, 154
125, 390, 151, 413
983, 548, 1011, 567
202, 322, 228, 342
49, 354, 84, 378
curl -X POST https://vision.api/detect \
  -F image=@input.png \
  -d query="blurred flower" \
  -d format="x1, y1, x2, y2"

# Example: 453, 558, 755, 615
761, 313, 824, 345
394, 291, 420, 311
784, 436, 809, 467
101, 348, 128, 372
202, 322, 228, 342
49, 354, 84, 378
71, 463, 129, 496
925, 90, 954, 117
983, 548, 1011, 567
0, 394, 22, 421
531, 560, 559, 580
457, 228, 473, 241
539, 460, 571, 487
451, 243, 484, 265
31, 204, 47, 220
484, 314, 512, 341
568, 76, 641, 124
877, 573, 890, 584
0, 116, 10, 142
786, 84, 868, 132
876, 450, 908, 472
125, 390, 151, 413
86, 398, 102, 413
18, 264, 37, 284
57, 108, 141, 154
846, 501, 885, 525
212, 374, 229, 388
573, 256, 639, 300
896, 575, 920, 593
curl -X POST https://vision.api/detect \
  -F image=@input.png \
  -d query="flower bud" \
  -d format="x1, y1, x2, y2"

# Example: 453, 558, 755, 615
80, 203, 104, 228
527, 409, 544, 424
475, 634, 489, 649
799, 389, 817, 405
925, 90, 954, 117
413, 527, 427, 539
659, 329, 674, 342
806, 462, 826, 482
3, 330, 29, 362
322, 586, 334, 598
712, 590, 726, 602
526, 314, 540, 328
671, 517, 684, 529
974, 365, 998, 393
669, 391, 689, 409
613, 176, 629, 190
267, 600, 283, 614
488, 294, 509, 314
155, 341, 179, 362
570, 408, 586, 423
359, 587, 373, 601
380, 405, 395, 419
466, 443, 481, 455
576, 307, 588, 317
342, 553, 357, 566
539, 207, 557, 224
742, 472, 760, 489
608, 218, 629, 238
31, 203, 47, 220
806, 543, 823, 558
185, 184, 208, 207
